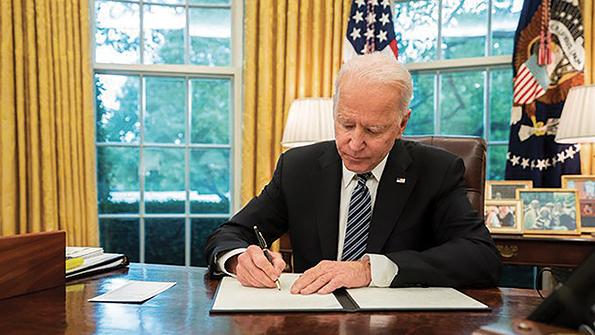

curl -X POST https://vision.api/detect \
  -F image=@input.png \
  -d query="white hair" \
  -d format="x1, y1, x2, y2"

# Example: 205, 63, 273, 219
334, 52, 413, 116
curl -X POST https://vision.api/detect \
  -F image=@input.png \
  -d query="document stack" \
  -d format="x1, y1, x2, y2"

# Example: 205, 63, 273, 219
66, 247, 128, 280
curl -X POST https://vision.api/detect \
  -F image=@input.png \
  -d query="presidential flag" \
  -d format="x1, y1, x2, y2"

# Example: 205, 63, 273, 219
505, 0, 584, 187
343, 0, 398, 61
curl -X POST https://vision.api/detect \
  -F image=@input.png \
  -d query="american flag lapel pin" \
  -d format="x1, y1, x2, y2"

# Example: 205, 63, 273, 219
396, 177, 406, 184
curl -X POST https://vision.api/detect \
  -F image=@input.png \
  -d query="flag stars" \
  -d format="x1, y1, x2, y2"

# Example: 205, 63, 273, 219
510, 155, 521, 166
521, 158, 530, 169
381, 0, 391, 8
352, 11, 364, 24
557, 151, 566, 163
365, 28, 375, 40
370, 0, 379, 6
355, 0, 365, 7
350, 27, 362, 40
536, 159, 547, 171
366, 12, 376, 25
379, 13, 390, 26
377, 30, 388, 42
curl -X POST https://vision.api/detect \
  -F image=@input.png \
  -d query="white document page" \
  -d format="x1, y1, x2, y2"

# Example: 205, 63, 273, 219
89, 281, 176, 303
345, 287, 488, 310
211, 273, 343, 312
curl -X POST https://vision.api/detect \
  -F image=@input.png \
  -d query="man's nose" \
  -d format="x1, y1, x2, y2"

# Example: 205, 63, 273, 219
349, 128, 365, 151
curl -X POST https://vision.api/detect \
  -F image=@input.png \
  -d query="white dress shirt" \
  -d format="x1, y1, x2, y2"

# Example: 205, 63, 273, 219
216, 154, 399, 287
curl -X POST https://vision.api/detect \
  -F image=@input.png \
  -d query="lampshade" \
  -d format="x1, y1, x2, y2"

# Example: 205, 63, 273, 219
281, 98, 335, 148
555, 84, 595, 144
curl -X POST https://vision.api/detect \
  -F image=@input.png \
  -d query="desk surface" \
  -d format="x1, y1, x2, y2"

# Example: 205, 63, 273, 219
0, 264, 544, 335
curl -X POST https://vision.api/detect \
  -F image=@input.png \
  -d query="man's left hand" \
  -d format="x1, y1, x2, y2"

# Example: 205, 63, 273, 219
290, 259, 371, 295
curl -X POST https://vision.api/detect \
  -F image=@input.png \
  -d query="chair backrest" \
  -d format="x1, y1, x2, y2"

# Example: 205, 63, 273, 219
278, 136, 487, 271
405, 136, 487, 214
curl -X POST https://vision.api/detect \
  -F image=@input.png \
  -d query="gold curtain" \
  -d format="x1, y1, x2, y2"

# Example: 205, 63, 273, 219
581, 0, 595, 174
242, 0, 352, 204
0, 0, 98, 245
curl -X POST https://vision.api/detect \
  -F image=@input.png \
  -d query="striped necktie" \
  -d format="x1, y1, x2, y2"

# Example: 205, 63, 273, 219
341, 172, 372, 261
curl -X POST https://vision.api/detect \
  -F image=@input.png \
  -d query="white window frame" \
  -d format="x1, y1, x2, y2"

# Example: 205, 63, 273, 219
91, 0, 243, 265
395, 0, 516, 177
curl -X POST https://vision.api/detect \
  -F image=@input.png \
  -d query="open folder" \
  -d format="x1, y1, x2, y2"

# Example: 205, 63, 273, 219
211, 274, 489, 313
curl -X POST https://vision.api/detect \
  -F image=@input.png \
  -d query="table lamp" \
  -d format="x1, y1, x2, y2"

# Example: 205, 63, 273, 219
281, 98, 335, 148
555, 84, 595, 144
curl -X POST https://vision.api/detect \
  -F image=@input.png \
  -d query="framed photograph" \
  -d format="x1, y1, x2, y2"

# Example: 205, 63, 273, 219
562, 175, 595, 233
486, 180, 533, 200
517, 188, 581, 235
484, 200, 522, 234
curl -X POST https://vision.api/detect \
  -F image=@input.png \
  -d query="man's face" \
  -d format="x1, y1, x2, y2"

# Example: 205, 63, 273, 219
334, 81, 409, 173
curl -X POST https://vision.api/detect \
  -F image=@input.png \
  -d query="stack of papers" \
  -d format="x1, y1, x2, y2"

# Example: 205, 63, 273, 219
65, 246, 128, 280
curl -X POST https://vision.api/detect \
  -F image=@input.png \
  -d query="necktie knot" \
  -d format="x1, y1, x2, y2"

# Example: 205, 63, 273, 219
356, 172, 372, 184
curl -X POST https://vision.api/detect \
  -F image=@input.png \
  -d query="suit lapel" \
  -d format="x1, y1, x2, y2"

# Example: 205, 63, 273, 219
366, 140, 418, 253
312, 145, 342, 261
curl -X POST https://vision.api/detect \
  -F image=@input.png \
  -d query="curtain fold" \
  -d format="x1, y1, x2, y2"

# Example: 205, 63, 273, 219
242, 0, 351, 205
581, 0, 595, 174
0, 0, 98, 245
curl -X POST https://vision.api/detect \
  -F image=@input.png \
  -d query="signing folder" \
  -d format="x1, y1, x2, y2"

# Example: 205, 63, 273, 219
211, 274, 489, 313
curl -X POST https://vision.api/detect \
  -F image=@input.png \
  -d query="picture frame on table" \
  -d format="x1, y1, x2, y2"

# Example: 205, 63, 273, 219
486, 180, 533, 200
562, 175, 595, 233
484, 199, 522, 234
517, 188, 581, 235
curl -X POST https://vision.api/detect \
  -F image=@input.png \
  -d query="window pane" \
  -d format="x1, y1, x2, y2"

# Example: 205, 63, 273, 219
97, 147, 140, 214
190, 149, 230, 214
491, 0, 523, 56
442, 0, 488, 59
99, 218, 140, 262
145, 218, 185, 265
149, 0, 184, 4
189, 8, 231, 66
405, 72, 435, 136
190, 0, 230, 4
191, 218, 227, 266
144, 148, 186, 214
191, 78, 231, 144
95, 1, 140, 64
394, 0, 438, 63
144, 77, 186, 144
95, 74, 140, 144
439, 71, 485, 136
489, 68, 513, 141
143, 5, 185, 64
488, 145, 507, 180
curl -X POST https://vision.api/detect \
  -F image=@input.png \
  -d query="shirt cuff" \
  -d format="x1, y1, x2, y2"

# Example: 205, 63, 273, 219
365, 253, 399, 287
215, 248, 247, 277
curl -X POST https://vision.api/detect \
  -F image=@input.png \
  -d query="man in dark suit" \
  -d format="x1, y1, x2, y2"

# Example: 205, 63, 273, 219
205, 52, 501, 294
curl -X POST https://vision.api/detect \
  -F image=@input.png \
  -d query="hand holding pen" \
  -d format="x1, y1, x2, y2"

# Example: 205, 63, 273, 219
228, 227, 286, 289
253, 226, 282, 290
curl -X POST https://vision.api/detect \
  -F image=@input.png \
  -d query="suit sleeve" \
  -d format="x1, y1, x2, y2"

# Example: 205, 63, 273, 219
388, 157, 502, 288
204, 153, 289, 276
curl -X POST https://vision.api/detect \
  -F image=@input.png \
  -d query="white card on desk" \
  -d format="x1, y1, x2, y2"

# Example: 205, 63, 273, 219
89, 280, 176, 303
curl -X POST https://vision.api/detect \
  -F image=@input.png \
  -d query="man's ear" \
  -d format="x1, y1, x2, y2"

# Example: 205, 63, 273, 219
399, 109, 411, 133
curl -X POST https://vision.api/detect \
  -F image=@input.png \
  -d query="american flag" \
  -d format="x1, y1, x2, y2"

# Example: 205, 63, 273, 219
343, 0, 398, 61
512, 54, 549, 105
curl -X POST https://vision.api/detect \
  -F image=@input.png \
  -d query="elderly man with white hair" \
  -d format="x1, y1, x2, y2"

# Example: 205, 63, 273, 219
205, 52, 501, 293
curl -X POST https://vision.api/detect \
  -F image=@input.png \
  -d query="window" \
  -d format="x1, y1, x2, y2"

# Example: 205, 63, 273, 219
93, 0, 241, 266
394, 0, 522, 180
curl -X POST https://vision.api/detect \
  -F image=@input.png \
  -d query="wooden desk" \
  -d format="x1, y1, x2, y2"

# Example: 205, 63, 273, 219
492, 234, 595, 267
0, 264, 547, 335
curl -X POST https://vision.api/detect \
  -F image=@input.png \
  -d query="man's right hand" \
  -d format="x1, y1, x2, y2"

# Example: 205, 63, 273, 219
227, 245, 285, 288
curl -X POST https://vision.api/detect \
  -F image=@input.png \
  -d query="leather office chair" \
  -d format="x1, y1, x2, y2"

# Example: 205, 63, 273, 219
278, 135, 487, 271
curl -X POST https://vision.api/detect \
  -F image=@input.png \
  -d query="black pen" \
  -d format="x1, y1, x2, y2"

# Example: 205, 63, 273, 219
253, 226, 281, 290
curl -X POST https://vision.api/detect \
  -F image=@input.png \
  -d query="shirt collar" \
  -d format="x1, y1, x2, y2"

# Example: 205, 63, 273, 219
342, 153, 389, 189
